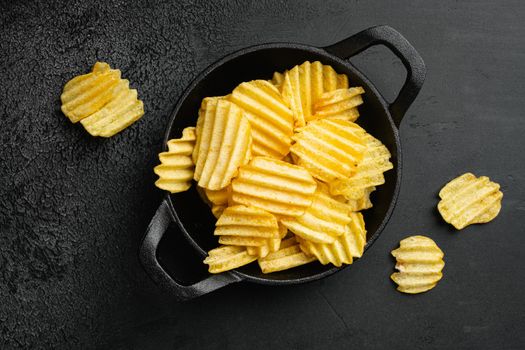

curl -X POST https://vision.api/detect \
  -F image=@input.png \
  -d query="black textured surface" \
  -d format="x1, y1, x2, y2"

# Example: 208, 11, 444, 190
1, 1, 524, 349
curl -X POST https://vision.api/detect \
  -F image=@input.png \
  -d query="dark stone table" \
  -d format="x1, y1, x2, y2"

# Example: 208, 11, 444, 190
1, 1, 524, 349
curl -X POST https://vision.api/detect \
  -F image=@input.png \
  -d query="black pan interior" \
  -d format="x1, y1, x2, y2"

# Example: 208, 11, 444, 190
158, 46, 399, 284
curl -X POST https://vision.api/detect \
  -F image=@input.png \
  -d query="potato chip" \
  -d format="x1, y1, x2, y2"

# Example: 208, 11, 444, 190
280, 61, 350, 127
215, 205, 279, 238
61, 62, 121, 123
280, 186, 353, 244
80, 79, 144, 137
345, 186, 375, 212
258, 237, 316, 273
231, 157, 317, 217
230, 80, 294, 159
205, 186, 231, 206
296, 211, 366, 266
329, 133, 393, 199
391, 235, 445, 294
271, 71, 285, 87
290, 119, 367, 182
154, 127, 196, 193
311, 87, 365, 122
247, 223, 288, 258
204, 245, 257, 273
61, 62, 144, 137
215, 205, 280, 259
211, 205, 226, 219
438, 173, 503, 230
193, 99, 252, 190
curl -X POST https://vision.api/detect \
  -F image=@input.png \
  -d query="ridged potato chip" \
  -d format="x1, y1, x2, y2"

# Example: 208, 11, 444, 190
154, 127, 196, 193
297, 211, 366, 267
280, 186, 353, 244
230, 80, 294, 159
205, 186, 231, 206
61, 62, 144, 136
391, 236, 445, 294
215, 205, 279, 239
204, 245, 257, 273
438, 173, 503, 230
211, 205, 226, 219
345, 186, 375, 212
271, 71, 285, 87
258, 236, 316, 274
312, 87, 365, 122
247, 223, 288, 258
290, 119, 367, 182
280, 61, 349, 128
231, 157, 317, 217
330, 133, 393, 199
193, 99, 252, 190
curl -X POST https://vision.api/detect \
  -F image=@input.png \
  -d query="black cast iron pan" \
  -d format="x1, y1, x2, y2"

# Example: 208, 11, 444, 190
139, 25, 426, 301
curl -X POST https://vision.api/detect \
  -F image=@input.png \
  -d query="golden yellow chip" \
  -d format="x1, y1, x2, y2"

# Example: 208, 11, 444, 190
193, 98, 252, 190
215, 205, 280, 259
61, 62, 121, 123
329, 133, 393, 199
204, 245, 257, 273
280, 185, 353, 244
437, 173, 503, 230
312, 87, 365, 122
290, 119, 367, 182
270, 71, 285, 87
297, 211, 366, 266
391, 235, 445, 294
231, 157, 317, 217
258, 237, 316, 273
211, 205, 226, 219
280, 61, 349, 128
154, 127, 196, 193
215, 205, 279, 239
61, 62, 144, 137
229, 80, 294, 159
247, 223, 288, 258
205, 186, 231, 206
80, 79, 144, 137
345, 186, 375, 212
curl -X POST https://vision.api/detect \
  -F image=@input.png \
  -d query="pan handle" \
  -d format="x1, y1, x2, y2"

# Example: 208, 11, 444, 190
324, 25, 426, 128
139, 198, 243, 301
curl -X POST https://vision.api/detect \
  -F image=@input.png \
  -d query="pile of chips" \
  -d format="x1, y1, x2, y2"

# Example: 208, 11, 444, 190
154, 61, 394, 274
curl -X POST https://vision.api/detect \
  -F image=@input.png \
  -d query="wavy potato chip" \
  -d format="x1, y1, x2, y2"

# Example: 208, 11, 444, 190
215, 205, 279, 239
231, 157, 317, 217
391, 235, 445, 294
247, 223, 288, 258
61, 62, 144, 137
297, 211, 366, 266
193, 99, 252, 190
204, 245, 257, 273
290, 119, 367, 182
154, 127, 196, 193
280, 186, 353, 244
205, 186, 231, 206
258, 237, 316, 274
270, 71, 285, 88
312, 87, 365, 122
216, 205, 281, 259
230, 80, 293, 159
342, 186, 374, 212
211, 205, 226, 219
280, 61, 349, 128
330, 133, 393, 199
438, 173, 503, 230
